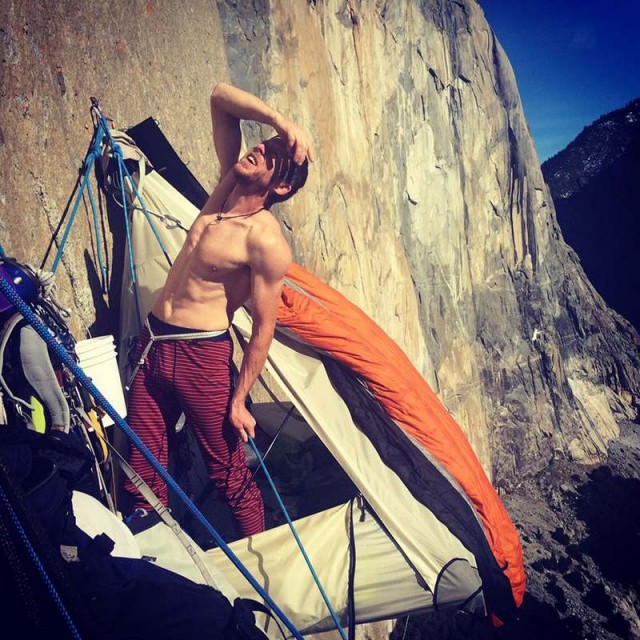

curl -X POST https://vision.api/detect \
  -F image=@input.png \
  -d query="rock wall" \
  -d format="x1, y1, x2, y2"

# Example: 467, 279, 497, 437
1, 0, 639, 488
216, 0, 640, 484
1, 0, 228, 334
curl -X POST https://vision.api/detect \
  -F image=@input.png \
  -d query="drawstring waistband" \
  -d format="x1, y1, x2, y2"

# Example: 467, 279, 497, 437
125, 315, 229, 391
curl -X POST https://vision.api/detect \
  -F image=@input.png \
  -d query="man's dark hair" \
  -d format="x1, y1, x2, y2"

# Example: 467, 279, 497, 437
265, 158, 309, 209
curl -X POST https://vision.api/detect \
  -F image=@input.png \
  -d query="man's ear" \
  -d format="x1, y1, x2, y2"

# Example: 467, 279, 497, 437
271, 182, 292, 197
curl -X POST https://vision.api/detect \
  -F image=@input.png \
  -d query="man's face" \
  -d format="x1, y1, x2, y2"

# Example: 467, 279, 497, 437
235, 136, 292, 189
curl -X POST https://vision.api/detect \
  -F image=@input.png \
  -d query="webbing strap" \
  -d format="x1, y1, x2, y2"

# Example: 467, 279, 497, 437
100, 435, 218, 589
51, 125, 102, 275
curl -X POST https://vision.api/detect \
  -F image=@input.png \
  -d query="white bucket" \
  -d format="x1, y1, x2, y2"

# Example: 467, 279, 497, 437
75, 335, 126, 427
75, 335, 115, 357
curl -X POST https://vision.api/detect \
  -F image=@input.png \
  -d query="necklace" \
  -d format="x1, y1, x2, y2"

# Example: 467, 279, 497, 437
214, 207, 264, 224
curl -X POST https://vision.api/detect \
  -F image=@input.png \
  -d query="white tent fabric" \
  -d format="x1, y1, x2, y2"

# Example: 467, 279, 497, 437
228, 310, 484, 625
233, 308, 480, 584
134, 520, 240, 601
207, 502, 438, 635
72, 490, 141, 559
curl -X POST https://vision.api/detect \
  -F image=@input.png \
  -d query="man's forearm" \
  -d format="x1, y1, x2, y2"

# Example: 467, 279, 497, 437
231, 327, 274, 409
210, 81, 314, 170
211, 82, 285, 132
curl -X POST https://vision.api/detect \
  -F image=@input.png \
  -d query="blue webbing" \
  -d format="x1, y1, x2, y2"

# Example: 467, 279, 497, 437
51, 145, 99, 274
0, 483, 82, 639
50, 101, 177, 332
0, 273, 304, 640
249, 438, 347, 640
50, 124, 107, 293
106, 136, 173, 270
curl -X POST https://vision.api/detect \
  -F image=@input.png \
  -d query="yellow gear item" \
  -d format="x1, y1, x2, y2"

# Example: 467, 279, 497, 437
88, 408, 109, 463
29, 395, 47, 434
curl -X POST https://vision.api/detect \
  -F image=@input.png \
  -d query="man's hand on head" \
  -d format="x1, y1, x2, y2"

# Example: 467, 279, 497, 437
229, 402, 256, 443
274, 117, 315, 165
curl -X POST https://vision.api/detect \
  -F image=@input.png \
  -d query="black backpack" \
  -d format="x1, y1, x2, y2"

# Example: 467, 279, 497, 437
0, 427, 283, 640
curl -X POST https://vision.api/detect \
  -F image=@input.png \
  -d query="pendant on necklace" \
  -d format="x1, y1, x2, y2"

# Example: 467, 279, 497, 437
213, 207, 264, 225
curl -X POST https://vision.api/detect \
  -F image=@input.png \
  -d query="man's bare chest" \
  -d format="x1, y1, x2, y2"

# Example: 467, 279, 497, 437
186, 219, 250, 277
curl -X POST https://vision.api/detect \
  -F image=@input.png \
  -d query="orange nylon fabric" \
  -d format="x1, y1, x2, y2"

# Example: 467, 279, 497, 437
277, 263, 525, 611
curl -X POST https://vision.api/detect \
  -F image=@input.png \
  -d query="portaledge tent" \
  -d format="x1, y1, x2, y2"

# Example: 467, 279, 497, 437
108, 119, 525, 635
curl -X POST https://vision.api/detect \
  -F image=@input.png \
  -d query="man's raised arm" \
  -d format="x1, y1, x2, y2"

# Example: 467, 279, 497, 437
202, 82, 314, 215
210, 82, 314, 175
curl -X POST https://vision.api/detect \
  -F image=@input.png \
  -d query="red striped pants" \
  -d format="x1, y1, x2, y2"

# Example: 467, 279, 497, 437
123, 320, 264, 537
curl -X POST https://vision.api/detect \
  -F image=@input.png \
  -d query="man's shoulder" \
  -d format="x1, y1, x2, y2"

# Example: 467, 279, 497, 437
248, 210, 289, 247
246, 212, 292, 272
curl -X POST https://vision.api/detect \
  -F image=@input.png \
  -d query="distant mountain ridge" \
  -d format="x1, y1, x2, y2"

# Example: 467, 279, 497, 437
542, 98, 640, 331
543, 97, 640, 199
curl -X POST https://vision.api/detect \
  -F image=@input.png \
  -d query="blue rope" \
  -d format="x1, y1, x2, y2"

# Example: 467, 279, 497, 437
51, 148, 99, 273
0, 484, 82, 639
95, 112, 172, 266
0, 273, 304, 640
248, 438, 347, 640
0, 242, 5, 257
51, 101, 176, 330
116, 150, 173, 267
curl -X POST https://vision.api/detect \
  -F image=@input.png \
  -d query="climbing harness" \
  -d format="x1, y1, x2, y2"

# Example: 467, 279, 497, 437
125, 315, 227, 390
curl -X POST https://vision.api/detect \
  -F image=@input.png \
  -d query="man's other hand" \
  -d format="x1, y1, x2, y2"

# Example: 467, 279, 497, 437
229, 402, 256, 443
274, 117, 315, 165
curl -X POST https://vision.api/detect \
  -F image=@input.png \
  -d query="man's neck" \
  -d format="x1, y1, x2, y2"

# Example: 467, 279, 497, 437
223, 184, 267, 214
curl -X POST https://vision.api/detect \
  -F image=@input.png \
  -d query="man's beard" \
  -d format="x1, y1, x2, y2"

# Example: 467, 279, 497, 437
234, 164, 271, 195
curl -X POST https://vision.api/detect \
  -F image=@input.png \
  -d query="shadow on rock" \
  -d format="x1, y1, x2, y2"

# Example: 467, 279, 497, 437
390, 593, 588, 640
575, 466, 640, 586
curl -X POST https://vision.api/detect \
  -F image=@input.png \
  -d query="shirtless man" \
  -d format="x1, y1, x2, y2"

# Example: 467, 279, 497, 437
124, 82, 313, 537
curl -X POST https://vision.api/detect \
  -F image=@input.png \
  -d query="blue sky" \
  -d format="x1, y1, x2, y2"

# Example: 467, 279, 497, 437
480, 1, 640, 162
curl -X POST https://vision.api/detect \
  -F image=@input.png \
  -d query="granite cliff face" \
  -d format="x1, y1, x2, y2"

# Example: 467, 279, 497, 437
1, 0, 639, 491
216, 0, 640, 486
